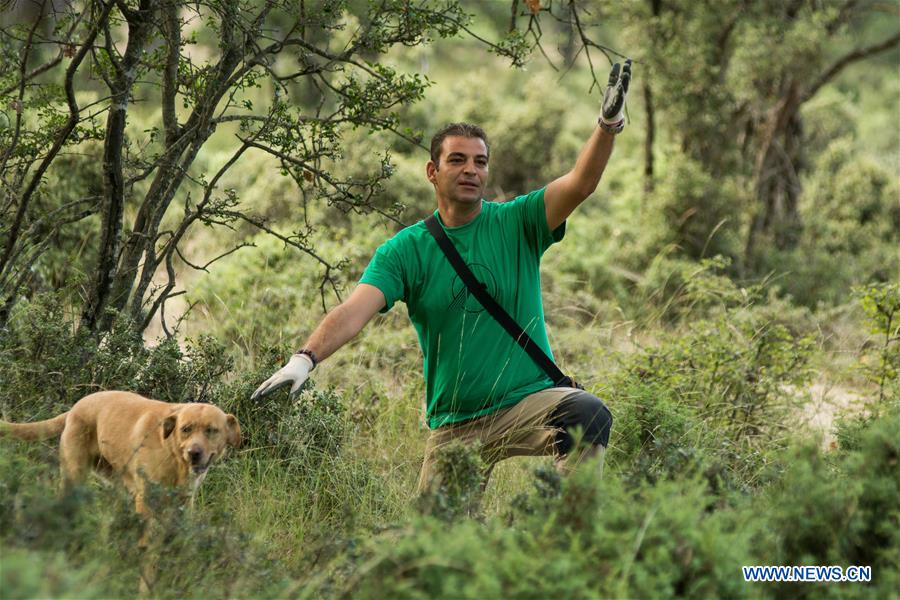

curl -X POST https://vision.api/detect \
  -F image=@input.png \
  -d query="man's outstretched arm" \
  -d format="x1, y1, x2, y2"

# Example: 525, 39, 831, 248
544, 60, 632, 231
251, 283, 386, 399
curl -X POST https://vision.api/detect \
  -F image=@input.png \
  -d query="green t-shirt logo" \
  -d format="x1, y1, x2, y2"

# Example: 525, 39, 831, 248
448, 263, 497, 313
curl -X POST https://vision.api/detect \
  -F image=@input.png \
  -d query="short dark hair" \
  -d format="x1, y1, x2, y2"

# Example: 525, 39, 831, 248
429, 123, 490, 166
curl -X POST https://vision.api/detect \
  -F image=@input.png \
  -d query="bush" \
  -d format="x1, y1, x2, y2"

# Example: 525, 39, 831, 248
756, 138, 900, 307
417, 440, 486, 521
0, 549, 106, 600
755, 406, 900, 597
309, 406, 900, 599
217, 357, 351, 466
625, 305, 815, 447
0, 441, 292, 599
607, 381, 763, 499
854, 282, 900, 406
317, 468, 758, 599
636, 255, 750, 323
0, 293, 234, 420
645, 156, 745, 264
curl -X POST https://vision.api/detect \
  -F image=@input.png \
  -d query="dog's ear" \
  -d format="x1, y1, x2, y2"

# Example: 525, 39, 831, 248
225, 414, 241, 448
162, 414, 178, 439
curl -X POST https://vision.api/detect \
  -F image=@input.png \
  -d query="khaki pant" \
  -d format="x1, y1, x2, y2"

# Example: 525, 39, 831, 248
417, 387, 602, 494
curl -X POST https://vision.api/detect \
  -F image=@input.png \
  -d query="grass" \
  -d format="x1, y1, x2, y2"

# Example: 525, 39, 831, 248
1, 245, 894, 598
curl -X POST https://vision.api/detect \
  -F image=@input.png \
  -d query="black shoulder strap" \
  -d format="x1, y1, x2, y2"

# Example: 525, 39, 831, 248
424, 213, 573, 387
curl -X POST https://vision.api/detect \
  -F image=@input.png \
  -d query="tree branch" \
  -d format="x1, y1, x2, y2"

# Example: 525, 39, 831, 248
0, 0, 116, 278
0, 4, 42, 175
803, 30, 900, 102
160, 2, 182, 144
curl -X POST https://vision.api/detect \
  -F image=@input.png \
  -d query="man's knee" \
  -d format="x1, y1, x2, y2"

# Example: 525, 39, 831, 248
548, 392, 613, 455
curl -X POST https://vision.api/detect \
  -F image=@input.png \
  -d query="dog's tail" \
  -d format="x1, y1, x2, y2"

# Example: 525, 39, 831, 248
0, 413, 68, 441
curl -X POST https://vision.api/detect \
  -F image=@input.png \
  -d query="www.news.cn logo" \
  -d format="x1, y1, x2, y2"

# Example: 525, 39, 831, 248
742, 565, 872, 583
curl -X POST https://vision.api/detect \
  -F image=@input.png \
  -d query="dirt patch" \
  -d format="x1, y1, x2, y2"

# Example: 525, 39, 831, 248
801, 381, 867, 449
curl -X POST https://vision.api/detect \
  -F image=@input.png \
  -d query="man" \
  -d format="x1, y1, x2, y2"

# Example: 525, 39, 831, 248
253, 61, 632, 492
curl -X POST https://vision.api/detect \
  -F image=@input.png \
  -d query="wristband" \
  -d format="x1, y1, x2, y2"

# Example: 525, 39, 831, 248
598, 117, 625, 134
295, 348, 318, 370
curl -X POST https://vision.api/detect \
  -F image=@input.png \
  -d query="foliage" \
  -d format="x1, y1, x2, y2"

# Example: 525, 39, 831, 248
620, 259, 816, 454
614, 0, 900, 271
0, 0, 540, 335
231, 378, 350, 467
648, 156, 745, 263
0, 292, 233, 419
306, 399, 900, 599
854, 282, 900, 405
606, 381, 761, 499
1, 2, 898, 598
313, 470, 758, 599
417, 440, 486, 521
0, 549, 106, 600
0, 442, 290, 598
757, 405, 900, 597
755, 139, 900, 307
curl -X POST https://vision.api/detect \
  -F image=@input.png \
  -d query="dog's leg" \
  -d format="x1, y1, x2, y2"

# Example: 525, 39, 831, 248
139, 554, 157, 596
126, 477, 158, 595
124, 477, 154, 545
58, 422, 94, 491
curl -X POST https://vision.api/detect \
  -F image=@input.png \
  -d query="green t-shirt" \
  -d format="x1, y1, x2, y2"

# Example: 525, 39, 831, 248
360, 187, 565, 428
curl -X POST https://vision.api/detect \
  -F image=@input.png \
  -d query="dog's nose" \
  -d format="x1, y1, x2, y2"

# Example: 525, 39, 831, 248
188, 447, 203, 464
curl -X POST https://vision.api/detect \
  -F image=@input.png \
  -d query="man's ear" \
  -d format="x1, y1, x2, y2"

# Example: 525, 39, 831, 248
426, 160, 438, 184
163, 414, 177, 439
226, 414, 241, 448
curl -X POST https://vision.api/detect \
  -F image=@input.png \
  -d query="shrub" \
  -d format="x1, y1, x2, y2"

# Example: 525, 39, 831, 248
0, 441, 292, 599
645, 156, 744, 264
756, 139, 900, 307
319, 469, 758, 599
626, 308, 815, 447
853, 282, 900, 406
217, 357, 351, 467
417, 440, 486, 521
0, 293, 234, 420
755, 406, 900, 597
610, 382, 745, 494
636, 255, 751, 323
0, 549, 106, 600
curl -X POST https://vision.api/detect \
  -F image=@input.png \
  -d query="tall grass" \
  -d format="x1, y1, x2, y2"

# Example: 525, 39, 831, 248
2, 276, 897, 597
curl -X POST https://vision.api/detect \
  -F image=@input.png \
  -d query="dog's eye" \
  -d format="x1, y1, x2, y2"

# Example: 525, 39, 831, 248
206, 427, 219, 436
181, 425, 193, 434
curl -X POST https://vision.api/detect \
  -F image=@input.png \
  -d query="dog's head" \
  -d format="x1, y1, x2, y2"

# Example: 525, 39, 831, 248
162, 404, 241, 475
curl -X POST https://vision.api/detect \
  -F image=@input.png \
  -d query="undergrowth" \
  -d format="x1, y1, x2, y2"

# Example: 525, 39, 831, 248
0, 280, 896, 598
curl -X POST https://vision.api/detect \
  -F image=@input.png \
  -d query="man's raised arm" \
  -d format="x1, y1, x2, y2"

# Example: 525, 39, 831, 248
251, 283, 386, 399
544, 60, 632, 231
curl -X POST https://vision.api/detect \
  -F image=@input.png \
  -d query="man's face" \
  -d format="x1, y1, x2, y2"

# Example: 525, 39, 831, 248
426, 136, 489, 205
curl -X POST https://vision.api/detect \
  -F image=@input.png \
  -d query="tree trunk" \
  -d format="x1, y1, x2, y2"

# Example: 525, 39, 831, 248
643, 80, 655, 196
81, 0, 154, 333
745, 115, 804, 267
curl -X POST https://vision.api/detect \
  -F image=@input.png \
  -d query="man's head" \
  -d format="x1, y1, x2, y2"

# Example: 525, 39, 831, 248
427, 123, 490, 207
429, 123, 490, 166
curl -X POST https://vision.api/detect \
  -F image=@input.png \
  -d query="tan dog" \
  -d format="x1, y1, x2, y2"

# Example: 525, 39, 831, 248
0, 391, 241, 515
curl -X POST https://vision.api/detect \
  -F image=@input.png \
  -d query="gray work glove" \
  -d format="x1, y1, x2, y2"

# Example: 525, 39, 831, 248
251, 353, 314, 400
600, 59, 632, 134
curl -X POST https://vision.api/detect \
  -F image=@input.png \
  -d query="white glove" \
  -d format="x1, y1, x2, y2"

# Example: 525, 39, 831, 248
251, 353, 314, 400
600, 59, 631, 134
